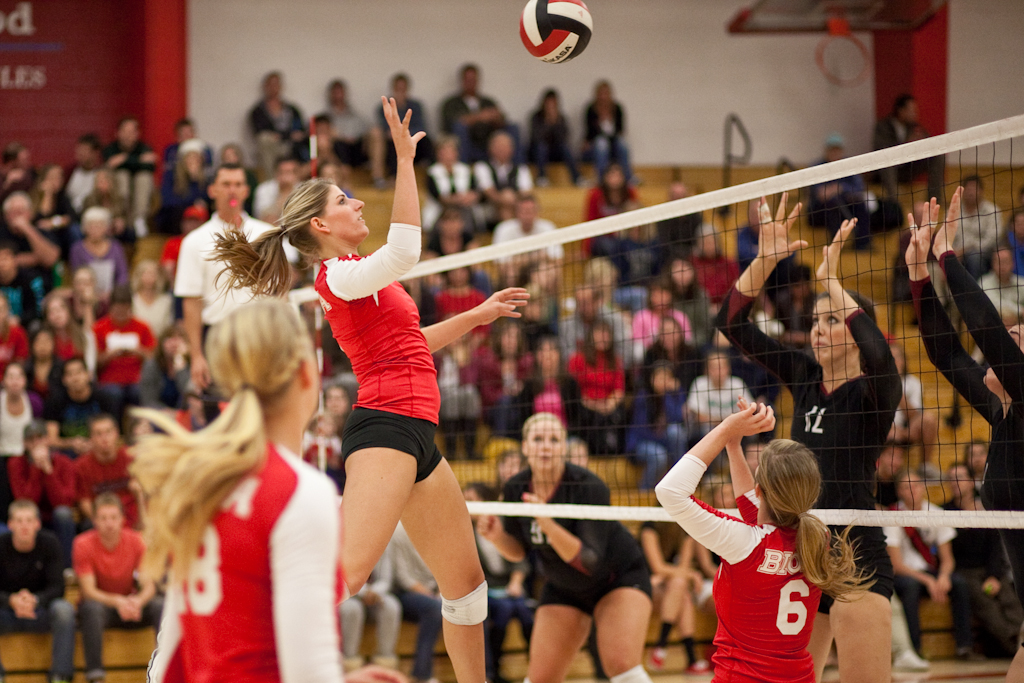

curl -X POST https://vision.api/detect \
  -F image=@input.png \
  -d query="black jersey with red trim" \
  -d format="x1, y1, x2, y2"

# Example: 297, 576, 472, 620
716, 289, 900, 511
502, 463, 646, 593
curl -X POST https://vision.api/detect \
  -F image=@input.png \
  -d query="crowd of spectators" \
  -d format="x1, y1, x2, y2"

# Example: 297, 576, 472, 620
0, 73, 1020, 678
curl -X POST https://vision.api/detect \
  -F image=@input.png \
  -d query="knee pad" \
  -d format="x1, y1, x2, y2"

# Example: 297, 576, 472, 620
610, 665, 652, 683
441, 580, 488, 626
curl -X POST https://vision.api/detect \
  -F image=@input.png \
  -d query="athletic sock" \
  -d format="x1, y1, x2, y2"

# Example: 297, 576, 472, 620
682, 636, 696, 665
657, 622, 673, 648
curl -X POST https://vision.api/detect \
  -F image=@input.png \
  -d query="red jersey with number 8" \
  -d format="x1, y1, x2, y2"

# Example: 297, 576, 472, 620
147, 444, 345, 683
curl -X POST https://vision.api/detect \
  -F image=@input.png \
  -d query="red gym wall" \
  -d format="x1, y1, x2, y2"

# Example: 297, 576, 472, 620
873, 4, 949, 135
0, 0, 186, 168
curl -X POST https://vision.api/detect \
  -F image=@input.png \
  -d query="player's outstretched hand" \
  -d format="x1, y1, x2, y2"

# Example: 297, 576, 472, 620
475, 287, 530, 325
381, 96, 425, 163
932, 185, 963, 260
905, 198, 940, 282
723, 398, 775, 439
347, 664, 408, 683
815, 217, 856, 283
756, 193, 806, 264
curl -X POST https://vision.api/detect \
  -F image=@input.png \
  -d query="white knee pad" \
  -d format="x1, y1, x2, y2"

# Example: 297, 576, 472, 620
610, 665, 652, 683
441, 580, 488, 626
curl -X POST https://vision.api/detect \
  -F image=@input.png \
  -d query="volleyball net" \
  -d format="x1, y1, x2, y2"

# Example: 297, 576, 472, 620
293, 114, 1024, 529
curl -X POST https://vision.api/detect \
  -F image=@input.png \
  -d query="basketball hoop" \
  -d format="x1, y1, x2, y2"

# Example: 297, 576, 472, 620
815, 15, 871, 87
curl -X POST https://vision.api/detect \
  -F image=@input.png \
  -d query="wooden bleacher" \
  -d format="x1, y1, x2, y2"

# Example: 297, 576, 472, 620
54, 163, 1013, 681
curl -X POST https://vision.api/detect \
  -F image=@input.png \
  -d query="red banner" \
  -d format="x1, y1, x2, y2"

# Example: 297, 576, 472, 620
0, 0, 146, 166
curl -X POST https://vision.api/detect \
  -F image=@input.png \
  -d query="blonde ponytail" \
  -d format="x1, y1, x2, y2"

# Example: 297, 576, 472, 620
212, 178, 336, 298
131, 300, 313, 581
754, 439, 872, 599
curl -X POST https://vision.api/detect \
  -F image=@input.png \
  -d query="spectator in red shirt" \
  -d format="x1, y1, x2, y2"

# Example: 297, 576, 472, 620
435, 266, 487, 324
93, 285, 155, 413
74, 414, 139, 529
567, 320, 626, 455
0, 291, 28, 379
690, 227, 739, 309
74, 492, 161, 683
8, 420, 76, 566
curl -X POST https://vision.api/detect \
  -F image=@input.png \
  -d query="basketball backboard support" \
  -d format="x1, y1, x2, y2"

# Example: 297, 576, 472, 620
728, 0, 947, 34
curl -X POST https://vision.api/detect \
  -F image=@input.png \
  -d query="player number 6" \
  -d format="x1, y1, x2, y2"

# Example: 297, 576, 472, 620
776, 579, 810, 635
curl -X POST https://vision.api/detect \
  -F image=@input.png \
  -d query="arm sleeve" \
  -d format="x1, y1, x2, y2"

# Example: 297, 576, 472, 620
911, 276, 1001, 423
270, 471, 344, 683
325, 223, 422, 301
715, 287, 814, 387
943, 251, 1024, 404
656, 454, 766, 565
846, 309, 902, 415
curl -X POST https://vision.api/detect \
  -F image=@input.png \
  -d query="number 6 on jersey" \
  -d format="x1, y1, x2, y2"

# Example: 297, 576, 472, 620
776, 579, 810, 635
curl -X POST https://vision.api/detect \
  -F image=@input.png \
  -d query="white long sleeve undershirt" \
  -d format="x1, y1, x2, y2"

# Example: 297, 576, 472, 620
325, 222, 422, 301
656, 454, 770, 566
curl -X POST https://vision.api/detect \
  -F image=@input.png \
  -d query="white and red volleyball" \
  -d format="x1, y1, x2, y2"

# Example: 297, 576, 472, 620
519, 0, 593, 64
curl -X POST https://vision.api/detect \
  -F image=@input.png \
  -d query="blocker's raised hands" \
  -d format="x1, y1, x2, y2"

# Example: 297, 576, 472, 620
756, 192, 806, 264
815, 218, 856, 283
905, 198, 940, 282
932, 186, 964, 260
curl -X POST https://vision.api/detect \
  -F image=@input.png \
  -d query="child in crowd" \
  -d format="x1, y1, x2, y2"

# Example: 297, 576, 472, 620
685, 348, 753, 442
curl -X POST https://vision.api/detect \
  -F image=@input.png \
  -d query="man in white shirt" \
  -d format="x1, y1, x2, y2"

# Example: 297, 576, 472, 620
174, 163, 296, 390
492, 195, 562, 270
955, 175, 1004, 279
885, 469, 976, 659
252, 156, 299, 224
474, 131, 532, 227
978, 245, 1024, 321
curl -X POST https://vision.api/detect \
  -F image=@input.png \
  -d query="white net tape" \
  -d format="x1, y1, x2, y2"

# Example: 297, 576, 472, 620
465, 502, 1024, 529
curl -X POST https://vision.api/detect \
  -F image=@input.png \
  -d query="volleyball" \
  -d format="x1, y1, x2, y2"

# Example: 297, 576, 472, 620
519, 0, 593, 64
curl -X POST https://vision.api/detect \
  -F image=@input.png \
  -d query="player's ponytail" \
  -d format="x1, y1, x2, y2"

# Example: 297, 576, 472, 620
212, 178, 334, 298
131, 300, 313, 581
755, 439, 872, 599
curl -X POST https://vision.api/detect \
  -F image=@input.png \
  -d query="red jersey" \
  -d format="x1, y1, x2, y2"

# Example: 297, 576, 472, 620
74, 447, 139, 528
148, 444, 344, 683
567, 353, 625, 401
315, 256, 440, 423
435, 287, 485, 322
657, 455, 821, 683
93, 316, 156, 386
